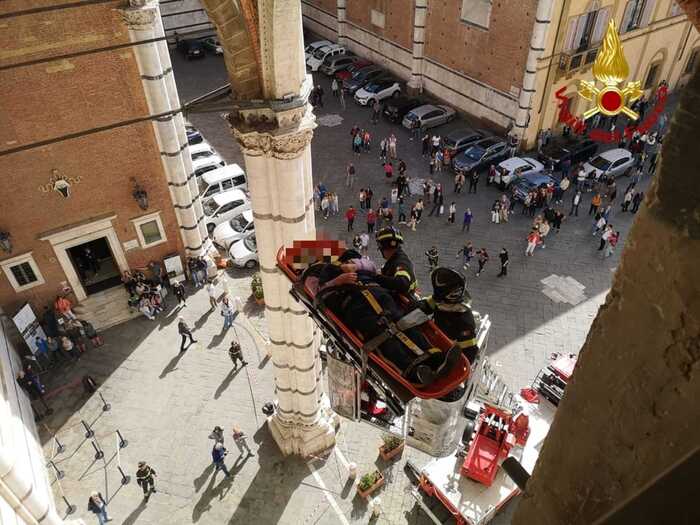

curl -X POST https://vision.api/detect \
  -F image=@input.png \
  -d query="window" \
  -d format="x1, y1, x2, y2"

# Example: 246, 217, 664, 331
644, 62, 661, 89
1, 252, 45, 292
669, 1, 683, 17
131, 211, 167, 249
621, 0, 656, 33
371, 9, 385, 29
461, 0, 492, 30
563, 5, 610, 53
685, 49, 699, 75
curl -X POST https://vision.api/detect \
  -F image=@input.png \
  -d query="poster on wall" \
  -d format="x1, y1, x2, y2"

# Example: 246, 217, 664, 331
12, 303, 47, 355
163, 253, 185, 283
326, 355, 359, 421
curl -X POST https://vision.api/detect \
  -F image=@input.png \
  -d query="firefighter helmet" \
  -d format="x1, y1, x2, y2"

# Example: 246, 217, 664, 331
431, 267, 467, 304
375, 226, 404, 250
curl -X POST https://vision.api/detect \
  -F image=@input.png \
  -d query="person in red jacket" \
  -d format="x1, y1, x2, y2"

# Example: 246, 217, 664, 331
345, 206, 356, 232
366, 208, 377, 233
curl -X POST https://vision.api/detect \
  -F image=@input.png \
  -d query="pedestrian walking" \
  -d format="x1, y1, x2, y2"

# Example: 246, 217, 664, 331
462, 208, 473, 232
88, 492, 111, 524
365, 187, 373, 209
422, 133, 430, 157
497, 248, 509, 277
177, 317, 196, 352
491, 200, 501, 223
558, 175, 570, 204
321, 194, 330, 219
475, 248, 489, 277
372, 100, 381, 124
136, 462, 157, 499
425, 246, 439, 271
589, 192, 602, 215
431, 134, 441, 155
383, 161, 393, 179
414, 198, 424, 223
388, 133, 397, 159
366, 208, 377, 233
209, 425, 225, 443
468, 170, 479, 193
603, 230, 620, 258
331, 77, 339, 97
207, 280, 218, 310
232, 427, 254, 456
211, 442, 231, 478
570, 191, 581, 216
448, 202, 457, 224
397, 198, 407, 224
339, 86, 346, 109
599, 224, 613, 251
525, 229, 540, 256
457, 241, 475, 269
454, 171, 465, 193
228, 340, 247, 369
592, 213, 607, 236
346, 162, 355, 187
353, 131, 362, 155
631, 191, 644, 213
360, 232, 370, 255
221, 296, 235, 329
172, 280, 186, 307
345, 206, 356, 232
315, 84, 324, 107
621, 188, 635, 211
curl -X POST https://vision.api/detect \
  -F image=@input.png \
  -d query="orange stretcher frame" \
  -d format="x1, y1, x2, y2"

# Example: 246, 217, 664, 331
276, 242, 470, 400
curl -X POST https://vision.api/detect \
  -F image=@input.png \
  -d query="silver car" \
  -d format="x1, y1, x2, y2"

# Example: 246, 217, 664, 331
583, 148, 634, 180
402, 104, 456, 131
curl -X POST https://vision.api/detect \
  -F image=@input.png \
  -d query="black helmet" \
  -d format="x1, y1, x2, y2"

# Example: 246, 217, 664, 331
375, 226, 403, 250
431, 267, 466, 304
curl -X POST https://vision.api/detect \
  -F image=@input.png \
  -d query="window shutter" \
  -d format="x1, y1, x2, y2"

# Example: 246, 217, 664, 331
621, 1, 636, 33
573, 15, 587, 50
592, 7, 610, 44
640, 0, 656, 27
563, 17, 578, 52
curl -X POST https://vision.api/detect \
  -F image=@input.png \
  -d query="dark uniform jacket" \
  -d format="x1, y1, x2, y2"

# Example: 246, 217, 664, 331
136, 465, 156, 484
421, 297, 479, 365
375, 249, 417, 296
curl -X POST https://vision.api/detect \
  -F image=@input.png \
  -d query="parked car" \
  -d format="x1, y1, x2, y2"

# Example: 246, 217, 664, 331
177, 39, 205, 60
185, 126, 203, 145
443, 128, 485, 157
307, 44, 346, 72
319, 53, 358, 76
402, 104, 456, 131
198, 164, 247, 199
343, 66, 386, 95
494, 156, 544, 188
383, 97, 423, 123
213, 210, 254, 250
189, 142, 224, 166
512, 172, 559, 202
538, 138, 598, 169
583, 148, 634, 180
228, 234, 258, 269
354, 78, 401, 105
335, 59, 373, 82
192, 156, 225, 179
203, 190, 251, 234
453, 137, 510, 173
304, 40, 332, 61
201, 36, 223, 55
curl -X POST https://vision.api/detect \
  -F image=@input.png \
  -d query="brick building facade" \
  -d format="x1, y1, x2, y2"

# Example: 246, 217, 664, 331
0, 1, 206, 327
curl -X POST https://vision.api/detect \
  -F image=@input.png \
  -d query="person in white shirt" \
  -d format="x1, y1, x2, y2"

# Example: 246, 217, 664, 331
207, 281, 218, 310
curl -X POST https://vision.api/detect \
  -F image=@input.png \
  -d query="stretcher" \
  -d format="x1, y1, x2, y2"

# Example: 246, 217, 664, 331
276, 242, 471, 407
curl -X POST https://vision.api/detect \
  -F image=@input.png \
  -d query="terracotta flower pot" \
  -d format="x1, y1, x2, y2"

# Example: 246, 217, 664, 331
357, 471, 385, 499
379, 441, 404, 461
254, 296, 264, 305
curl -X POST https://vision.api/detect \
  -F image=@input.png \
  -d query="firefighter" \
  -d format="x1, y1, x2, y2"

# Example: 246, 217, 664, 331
425, 246, 439, 271
421, 268, 480, 365
136, 461, 157, 499
373, 226, 417, 297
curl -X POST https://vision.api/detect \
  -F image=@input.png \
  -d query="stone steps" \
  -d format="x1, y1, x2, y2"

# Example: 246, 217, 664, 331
73, 287, 142, 331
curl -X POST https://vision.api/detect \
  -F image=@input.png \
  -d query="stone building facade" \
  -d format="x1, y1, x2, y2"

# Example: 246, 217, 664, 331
0, 1, 208, 327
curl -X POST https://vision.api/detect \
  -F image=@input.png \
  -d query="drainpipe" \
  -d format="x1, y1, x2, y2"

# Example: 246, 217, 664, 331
337, 0, 346, 44
408, 0, 428, 93
513, 0, 555, 148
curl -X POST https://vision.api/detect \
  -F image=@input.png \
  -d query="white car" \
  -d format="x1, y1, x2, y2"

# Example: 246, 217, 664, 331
583, 148, 634, 180
228, 234, 258, 269
495, 157, 544, 188
202, 189, 251, 234
307, 44, 345, 72
354, 78, 401, 106
193, 156, 225, 179
212, 210, 254, 250
304, 40, 332, 61
189, 142, 224, 166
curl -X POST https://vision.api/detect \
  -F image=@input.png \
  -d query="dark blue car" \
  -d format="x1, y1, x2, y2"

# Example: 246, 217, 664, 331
512, 172, 558, 202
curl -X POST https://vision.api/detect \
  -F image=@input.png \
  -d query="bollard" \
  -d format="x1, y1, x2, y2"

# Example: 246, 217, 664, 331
116, 429, 128, 449
63, 495, 76, 515
47, 460, 64, 480
54, 435, 65, 454
348, 462, 358, 479
98, 392, 111, 412
81, 419, 94, 438
117, 465, 131, 485
91, 440, 104, 460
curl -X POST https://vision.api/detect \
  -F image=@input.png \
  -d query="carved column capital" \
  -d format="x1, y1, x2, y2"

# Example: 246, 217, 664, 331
233, 127, 314, 160
119, 1, 158, 31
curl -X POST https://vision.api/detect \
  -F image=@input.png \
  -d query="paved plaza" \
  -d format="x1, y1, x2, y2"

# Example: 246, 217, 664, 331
38, 50, 654, 525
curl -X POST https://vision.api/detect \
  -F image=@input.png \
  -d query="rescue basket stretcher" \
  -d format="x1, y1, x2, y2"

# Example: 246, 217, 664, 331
276, 244, 471, 404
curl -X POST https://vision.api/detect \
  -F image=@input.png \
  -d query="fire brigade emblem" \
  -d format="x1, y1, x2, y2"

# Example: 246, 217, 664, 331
577, 19, 643, 120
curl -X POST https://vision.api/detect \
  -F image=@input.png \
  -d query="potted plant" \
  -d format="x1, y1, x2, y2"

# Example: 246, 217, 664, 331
357, 470, 384, 499
251, 273, 264, 305
379, 434, 405, 461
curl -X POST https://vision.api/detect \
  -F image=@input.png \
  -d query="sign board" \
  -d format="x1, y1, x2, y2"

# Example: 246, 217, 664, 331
12, 303, 47, 355
163, 253, 185, 283
326, 355, 359, 421
123, 239, 140, 251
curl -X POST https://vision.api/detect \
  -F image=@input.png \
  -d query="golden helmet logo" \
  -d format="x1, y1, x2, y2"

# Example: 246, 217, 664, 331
577, 19, 643, 120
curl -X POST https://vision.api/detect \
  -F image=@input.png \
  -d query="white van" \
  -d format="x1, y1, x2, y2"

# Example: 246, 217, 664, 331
198, 164, 247, 199
307, 44, 346, 72
305, 40, 332, 61
203, 189, 251, 233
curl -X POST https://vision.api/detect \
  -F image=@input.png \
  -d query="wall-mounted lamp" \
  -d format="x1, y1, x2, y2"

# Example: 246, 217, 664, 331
0, 231, 12, 254
131, 178, 149, 211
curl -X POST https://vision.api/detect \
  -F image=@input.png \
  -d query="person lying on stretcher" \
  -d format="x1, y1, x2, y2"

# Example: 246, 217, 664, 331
313, 249, 461, 386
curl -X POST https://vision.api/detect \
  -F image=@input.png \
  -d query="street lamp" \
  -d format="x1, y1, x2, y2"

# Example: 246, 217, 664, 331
0, 231, 11, 254
131, 179, 149, 211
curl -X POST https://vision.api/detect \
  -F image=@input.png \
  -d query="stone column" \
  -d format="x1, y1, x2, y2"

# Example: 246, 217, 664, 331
120, 0, 208, 255
225, 0, 337, 456
407, 0, 428, 93
337, 0, 347, 44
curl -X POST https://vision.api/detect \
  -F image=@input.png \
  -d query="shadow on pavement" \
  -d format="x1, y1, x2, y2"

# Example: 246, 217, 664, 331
159, 350, 187, 379
192, 467, 234, 522
121, 499, 148, 525
213, 366, 242, 399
